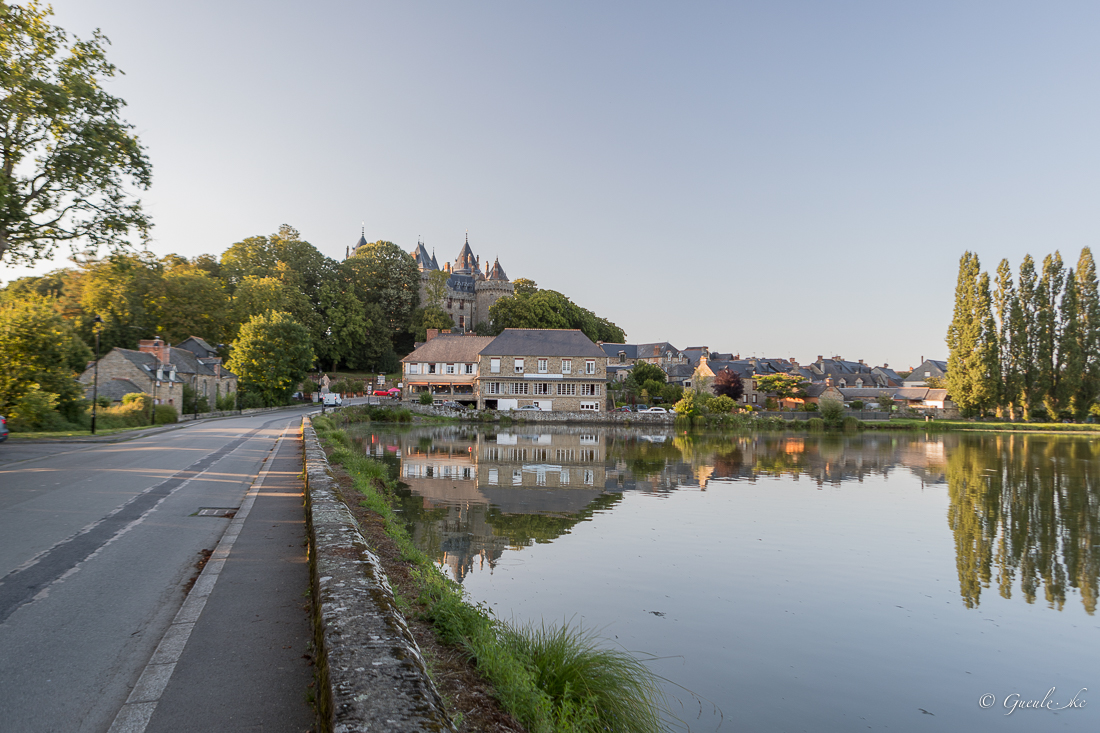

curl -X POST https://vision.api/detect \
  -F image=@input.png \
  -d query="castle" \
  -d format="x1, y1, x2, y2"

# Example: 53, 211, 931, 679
353, 233, 514, 331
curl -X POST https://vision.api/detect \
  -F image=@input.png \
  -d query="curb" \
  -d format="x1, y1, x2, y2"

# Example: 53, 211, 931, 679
301, 418, 453, 733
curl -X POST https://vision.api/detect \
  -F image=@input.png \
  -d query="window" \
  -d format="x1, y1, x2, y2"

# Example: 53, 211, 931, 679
585, 360, 596, 374
560, 469, 570, 485
580, 402, 599, 412
924, 371, 930, 377
581, 384, 599, 396
562, 359, 571, 374
556, 449, 575, 461
618, 352, 626, 363
584, 470, 594, 485
408, 363, 419, 374
447, 298, 453, 308
458, 316, 465, 329
557, 383, 576, 396
512, 382, 529, 395
464, 363, 474, 374
534, 382, 551, 395
487, 382, 501, 395
514, 359, 525, 373
752, 394, 757, 403
428, 364, 436, 374
580, 449, 597, 460
459, 300, 465, 310
446, 364, 455, 374
490, 358, 500, 374
538, 358, 548, 373
579, 435, 598, 445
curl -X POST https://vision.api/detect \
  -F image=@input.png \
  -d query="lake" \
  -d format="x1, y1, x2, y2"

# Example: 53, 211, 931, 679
350, 425, 1099, 732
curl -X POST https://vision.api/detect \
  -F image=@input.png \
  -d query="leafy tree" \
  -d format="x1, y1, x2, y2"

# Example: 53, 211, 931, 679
346, 240, 420, 338
78, 252, 165, 350
487, 283, 625, 343
512, 278, 538, 296
924, 376, 947, 389
225, 311, 314, 407
947, 252, 999, 416
818, 397, 845, 427
993, 258, 1020, 418
0, 295, 90, 424
712, 368, 744, 401
1034, 252, 1064, 416
1052, 268, 1083, 418
158, 266, 230, 344
1075, 248, 1100, 416
876, 391, 895, 412
752, 373, 807, 403
629, 362, 666, 386
424, 269, 449, 309
710, 394, 735, 413
410, 305, 453, 343
0, 3, 152, 265
1015, 255, 1040, 418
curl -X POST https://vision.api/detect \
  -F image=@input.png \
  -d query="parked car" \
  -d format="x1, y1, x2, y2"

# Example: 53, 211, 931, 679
515, 405, 542, 411
373, 389, 390, 396
0, 414, 7, 442
641, 407, 668, 413
322, 393, 342, 407
633, 404, 649, 412
614, 405, 633, 412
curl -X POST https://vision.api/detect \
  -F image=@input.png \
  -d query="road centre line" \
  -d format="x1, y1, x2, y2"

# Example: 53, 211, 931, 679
0, 418, 285, 624
105, 422, 295, 733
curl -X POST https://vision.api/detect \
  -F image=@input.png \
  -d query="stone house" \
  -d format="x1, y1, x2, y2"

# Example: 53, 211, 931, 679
80, 336, 238, 407
477, 329, 609, 412
400, 331, 496, 405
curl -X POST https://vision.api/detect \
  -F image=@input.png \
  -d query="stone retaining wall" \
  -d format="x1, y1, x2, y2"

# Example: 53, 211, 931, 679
301, 418, 452, 733
404, 402, 675, 424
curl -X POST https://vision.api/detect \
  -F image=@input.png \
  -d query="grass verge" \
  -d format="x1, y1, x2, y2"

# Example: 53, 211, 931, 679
311, 416, 666, 733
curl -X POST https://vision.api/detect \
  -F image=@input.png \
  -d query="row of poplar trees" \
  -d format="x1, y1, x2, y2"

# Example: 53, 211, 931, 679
947, 248, 1100, 420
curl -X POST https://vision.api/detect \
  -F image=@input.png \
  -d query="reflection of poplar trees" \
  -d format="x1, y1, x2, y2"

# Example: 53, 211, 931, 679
946, 434, 1100, 613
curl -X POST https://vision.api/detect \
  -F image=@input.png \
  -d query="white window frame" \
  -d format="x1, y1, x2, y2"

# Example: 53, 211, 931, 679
581, 384, 599, 396
464, 363, 475, 375
580, 401, 599, 412
562, 359, 572, 374
585, 360, 596, 374
487, 382, 500, 395
534, 382, 551, 395
408, 363, 419, 375
446, 364, 455, 374
512, 382, 529, 395
538, 358, 548, 373
557, 383, 576, 396
490, 358, 500, 374
514, 358, 525, 373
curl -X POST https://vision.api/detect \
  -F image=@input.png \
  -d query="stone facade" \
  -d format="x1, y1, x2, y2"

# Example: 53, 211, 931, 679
476, 329, 610, 412
410, 235, 514, 331
79, 337, 238, 406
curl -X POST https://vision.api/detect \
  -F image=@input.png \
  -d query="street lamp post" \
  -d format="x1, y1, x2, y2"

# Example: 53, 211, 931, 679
91, 315, 102, 434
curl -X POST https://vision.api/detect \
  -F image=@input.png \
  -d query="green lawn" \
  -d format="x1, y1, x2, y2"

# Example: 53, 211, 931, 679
887, 418, 1100, 433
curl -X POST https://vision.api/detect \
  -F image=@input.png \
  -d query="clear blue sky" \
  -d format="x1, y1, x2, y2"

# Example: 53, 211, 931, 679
6, 1, 1100, 371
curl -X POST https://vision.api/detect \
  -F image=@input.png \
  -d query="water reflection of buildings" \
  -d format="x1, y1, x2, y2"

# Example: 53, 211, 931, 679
391, 428, 612, 581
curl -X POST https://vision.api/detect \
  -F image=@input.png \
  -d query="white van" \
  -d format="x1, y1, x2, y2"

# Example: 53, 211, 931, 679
322, 393, 343, 407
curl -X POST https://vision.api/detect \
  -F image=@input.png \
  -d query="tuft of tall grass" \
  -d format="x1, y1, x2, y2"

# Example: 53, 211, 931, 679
501, 620, 665, 733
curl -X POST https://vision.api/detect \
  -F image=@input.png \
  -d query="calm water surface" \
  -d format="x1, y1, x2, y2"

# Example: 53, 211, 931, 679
350, 425, 1099, 732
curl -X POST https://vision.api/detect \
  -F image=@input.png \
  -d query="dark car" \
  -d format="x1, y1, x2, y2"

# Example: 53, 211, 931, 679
0, 414, 8, 442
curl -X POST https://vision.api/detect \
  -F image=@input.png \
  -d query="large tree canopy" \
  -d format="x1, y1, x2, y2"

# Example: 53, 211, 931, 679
346, 241, 420, 338
487, 282, 626, 343
0, 2, 152, 265
225, 311, 314, 407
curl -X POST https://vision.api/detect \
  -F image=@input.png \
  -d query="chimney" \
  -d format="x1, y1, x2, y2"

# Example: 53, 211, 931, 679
817, 355, 823, 362
858, 359, 864, 365
426, 329, 439, 342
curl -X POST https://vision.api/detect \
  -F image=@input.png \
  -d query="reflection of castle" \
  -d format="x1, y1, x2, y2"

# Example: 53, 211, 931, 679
410, 234, 514, 331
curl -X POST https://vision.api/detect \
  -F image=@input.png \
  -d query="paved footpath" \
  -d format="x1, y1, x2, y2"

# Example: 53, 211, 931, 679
111, 423, 316, 733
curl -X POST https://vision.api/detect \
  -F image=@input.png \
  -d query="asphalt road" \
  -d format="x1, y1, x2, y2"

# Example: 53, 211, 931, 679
0, 407, 317, 733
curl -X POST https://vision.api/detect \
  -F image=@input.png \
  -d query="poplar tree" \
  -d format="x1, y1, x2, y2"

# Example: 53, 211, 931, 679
1016, 256, 1039, 419
975, 271, 1000, 415
1052, 268, 1083, 418
1035, 253, 1064, 418
1075, 248, 1100, 416
947, 252, 984, 416
993, 259, 1019, 417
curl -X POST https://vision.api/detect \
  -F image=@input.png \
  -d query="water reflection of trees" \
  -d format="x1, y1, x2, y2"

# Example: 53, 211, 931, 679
946, 434, 1100, 613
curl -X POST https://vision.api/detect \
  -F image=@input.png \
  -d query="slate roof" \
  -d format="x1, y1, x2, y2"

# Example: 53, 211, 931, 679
487, 258, 508, 281
454, 238, 481, 276
838, 387, 898, 400
480, 329, 607, 358
412, 242, 439, 271
447, 273, 476, 293
84, 378, 145, 402
402, 335, 495, 364
177, 336, 219, 359
707, 360, 755, 378
602, 343, 638, 360
636, 342, 679, 360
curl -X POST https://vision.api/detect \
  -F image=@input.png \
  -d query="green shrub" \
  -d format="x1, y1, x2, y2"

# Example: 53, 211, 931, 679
154, 404, 178, 424
216, 392, 237, 411
241, 392, 264, 409
710, 395, 735, 413
843, 416, 860, 431
419, 391, 434, 405
850, 400, 864, 410
807, 417, 825, 431
802, 402, 818, 412
8, 384, 68, 431
819, 398, 845, 428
